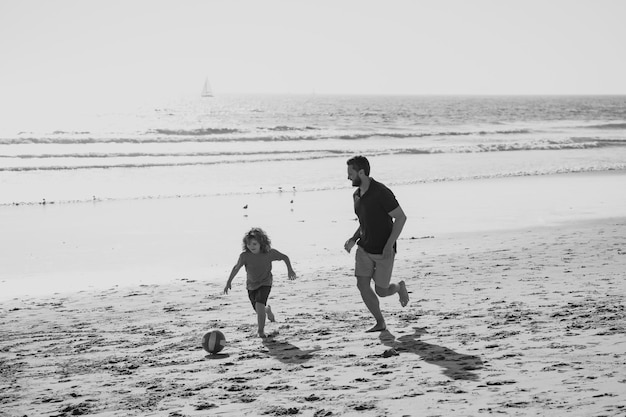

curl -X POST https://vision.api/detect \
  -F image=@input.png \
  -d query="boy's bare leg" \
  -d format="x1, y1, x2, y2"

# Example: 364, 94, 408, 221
265, 305, 275, 322
398, 281, 409, 307
256, 302, 267, 338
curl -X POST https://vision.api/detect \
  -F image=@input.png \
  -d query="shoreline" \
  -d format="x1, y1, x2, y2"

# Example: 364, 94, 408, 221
3, 167, 625, 208
1, 170, 625, 301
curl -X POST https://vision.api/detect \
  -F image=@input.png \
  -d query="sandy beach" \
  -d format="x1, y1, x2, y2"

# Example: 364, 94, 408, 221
2, 172, 626, 416
2, 1, 626, 414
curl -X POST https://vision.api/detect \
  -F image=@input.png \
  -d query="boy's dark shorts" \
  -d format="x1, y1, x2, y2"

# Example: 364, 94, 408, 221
248, 285, 272, 310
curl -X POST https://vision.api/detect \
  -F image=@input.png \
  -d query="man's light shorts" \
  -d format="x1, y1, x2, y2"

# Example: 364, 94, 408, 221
355, 246, 395, 288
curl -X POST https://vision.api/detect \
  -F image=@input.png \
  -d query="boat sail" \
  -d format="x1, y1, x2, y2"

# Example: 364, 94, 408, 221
201, 78, 213, 97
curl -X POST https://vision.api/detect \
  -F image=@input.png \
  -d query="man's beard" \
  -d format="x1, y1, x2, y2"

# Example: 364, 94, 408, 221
352, 176, 361, 187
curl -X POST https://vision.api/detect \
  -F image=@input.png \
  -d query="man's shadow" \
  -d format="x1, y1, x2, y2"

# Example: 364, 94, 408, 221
380, 327, 483, 380
262, 336, 321, 364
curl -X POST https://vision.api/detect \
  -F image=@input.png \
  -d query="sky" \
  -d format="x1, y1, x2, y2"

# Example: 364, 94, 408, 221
1, 0, 625, 115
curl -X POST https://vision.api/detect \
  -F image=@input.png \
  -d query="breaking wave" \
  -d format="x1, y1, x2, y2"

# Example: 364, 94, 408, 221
2, 138, 624, 172
0, 127, 535, 145
583, 123, 626, 130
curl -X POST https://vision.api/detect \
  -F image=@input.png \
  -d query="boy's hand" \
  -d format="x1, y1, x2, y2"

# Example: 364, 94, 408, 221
223, 282, 231, 294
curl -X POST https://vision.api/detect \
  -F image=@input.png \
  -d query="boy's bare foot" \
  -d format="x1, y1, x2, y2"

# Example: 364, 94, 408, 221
398, 280, 409, 307
365, 322, 387, 332
265, 305, 275, 322
259, 332, 267, 338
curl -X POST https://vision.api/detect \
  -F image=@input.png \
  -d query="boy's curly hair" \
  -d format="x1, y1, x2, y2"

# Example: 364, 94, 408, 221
242, 227, 272, 253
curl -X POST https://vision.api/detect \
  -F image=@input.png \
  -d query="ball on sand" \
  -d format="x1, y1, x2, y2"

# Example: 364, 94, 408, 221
202, 330, 226, 354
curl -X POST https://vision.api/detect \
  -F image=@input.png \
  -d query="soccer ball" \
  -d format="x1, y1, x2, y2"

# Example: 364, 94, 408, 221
202, 330, 226, 354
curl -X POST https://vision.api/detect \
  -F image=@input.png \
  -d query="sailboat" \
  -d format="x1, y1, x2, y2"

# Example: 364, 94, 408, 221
201, 78, 213, 98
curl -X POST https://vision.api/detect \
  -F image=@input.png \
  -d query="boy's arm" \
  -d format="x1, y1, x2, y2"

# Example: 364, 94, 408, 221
274, 250, 297, 280
224, 255, 244, 294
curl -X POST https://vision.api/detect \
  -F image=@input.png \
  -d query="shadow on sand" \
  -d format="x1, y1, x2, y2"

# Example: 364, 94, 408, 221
204, 352, 231, 360
262, 337, 321, 364
380, 327, 483, 380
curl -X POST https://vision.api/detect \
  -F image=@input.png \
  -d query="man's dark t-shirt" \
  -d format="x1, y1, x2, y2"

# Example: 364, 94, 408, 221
353, 178, 400, 255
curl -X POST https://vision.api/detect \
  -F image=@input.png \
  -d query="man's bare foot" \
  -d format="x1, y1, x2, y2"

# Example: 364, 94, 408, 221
365, 323, 387, 332
265, 305, 275, 322
398, 280, 409, 307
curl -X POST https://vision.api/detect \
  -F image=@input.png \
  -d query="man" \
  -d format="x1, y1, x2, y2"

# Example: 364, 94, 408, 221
344, 156, 409, 332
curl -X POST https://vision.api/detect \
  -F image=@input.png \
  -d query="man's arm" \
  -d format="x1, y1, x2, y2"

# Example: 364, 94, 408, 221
383, 205, 407, 257
344, 226, 361, 253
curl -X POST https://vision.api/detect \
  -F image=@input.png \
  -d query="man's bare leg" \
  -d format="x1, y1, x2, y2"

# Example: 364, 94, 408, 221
356, 276, 386, 332
376, 282, 409, 307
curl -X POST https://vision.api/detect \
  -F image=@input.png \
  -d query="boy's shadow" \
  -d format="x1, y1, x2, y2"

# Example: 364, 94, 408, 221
380, 327, 483, 380
262, 336, 321, 364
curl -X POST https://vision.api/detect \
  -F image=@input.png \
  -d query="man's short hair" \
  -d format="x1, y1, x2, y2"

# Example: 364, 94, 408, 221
347, 156, 370, 176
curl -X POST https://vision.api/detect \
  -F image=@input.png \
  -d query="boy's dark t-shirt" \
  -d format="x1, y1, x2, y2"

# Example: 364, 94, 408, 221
353, 178, 399, 255
239, 248, 283, 290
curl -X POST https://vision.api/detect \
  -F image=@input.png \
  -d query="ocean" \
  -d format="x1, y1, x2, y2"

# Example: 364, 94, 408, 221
1, 94, 626, 206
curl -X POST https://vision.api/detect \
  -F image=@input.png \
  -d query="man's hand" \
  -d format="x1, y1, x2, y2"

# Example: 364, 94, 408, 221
344, 238, 356, 253
382, 244, 394, 259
